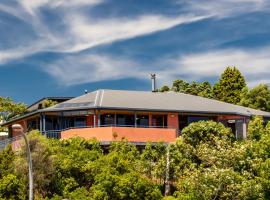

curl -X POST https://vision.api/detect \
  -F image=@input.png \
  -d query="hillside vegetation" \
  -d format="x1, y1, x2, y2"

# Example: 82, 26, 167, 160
1, 117, 270, 199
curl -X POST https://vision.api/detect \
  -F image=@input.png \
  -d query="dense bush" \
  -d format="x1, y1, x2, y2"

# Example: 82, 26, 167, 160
1, 119, 270, 199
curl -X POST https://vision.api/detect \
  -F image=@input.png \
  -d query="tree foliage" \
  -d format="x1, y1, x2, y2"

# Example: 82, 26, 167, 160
42, 100, 58, 109
213, 66, 246, 104
1, 120, 270, 199
240, 84, 270, 111
170, 80, 213, 98
0, 97, 27, 121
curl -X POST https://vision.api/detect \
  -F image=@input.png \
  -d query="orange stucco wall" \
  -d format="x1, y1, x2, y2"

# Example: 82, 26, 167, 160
167, 113, 179, 130
61, 127, 177, 143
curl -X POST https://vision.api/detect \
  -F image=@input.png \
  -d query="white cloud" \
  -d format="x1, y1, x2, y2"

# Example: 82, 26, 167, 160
2, 0, 268, 64
167, 47, 270, 86
44, 54, 142, 86
181, 0, 268, 18
1, 0, 270, 89
0, 0, 212, 64
64, 14, 211, 52
44, 46, 270, 87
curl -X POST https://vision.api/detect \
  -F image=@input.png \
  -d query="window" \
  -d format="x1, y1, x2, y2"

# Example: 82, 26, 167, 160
152, 115, 167, 127
116, 114, 135, 126
75, 117, 86, 127
136, 115, 149, 127
101, 114, 115, 126
179, 115, 188, 131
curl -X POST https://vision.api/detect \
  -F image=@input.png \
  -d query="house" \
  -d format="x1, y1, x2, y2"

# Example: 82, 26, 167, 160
1, 89, 270, 144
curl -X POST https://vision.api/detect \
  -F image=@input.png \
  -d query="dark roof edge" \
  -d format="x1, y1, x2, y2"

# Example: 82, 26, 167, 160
0, 111, 40, 126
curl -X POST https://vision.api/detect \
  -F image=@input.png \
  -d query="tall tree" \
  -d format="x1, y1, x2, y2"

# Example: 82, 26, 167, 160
213, 67, 246, 104
240, 84, 270, 112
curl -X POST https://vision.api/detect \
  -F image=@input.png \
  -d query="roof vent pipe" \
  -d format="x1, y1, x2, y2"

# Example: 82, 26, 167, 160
151, 74, 156, 92
84, 89, 88, 94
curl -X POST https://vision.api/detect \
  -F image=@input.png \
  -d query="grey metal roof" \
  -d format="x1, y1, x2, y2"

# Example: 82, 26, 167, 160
42, 89, 270, 117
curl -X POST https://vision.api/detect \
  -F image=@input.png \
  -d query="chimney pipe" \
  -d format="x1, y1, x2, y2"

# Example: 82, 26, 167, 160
151, 74, 156, 92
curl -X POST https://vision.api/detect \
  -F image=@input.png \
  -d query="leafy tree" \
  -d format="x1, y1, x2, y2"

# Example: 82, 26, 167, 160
169, 80, 213, 98
213, 66, 246, 104
140, 142, 167, 185
181, 121, 233, 147
247, 116, 265, 141
14, 131, 56, 198
240, 84, 270, 111
197, 81, 213, 98
0, 174, 26, 200
171, 80, 189, 93
159, 86, 170, 92
0, 97, 27, 121
42, 99, 58, 109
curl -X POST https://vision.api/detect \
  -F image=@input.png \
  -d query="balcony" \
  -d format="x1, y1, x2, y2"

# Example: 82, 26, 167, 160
60, 126, 177, 143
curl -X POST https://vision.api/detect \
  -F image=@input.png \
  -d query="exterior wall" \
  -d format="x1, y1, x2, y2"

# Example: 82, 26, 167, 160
86, 115, 94, 127
167, 113, 179, 130
61, 127, 177, 143
149, 113, 152, 127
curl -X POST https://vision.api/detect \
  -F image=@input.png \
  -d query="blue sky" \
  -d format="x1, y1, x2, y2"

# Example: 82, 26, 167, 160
1, 0, 270, 104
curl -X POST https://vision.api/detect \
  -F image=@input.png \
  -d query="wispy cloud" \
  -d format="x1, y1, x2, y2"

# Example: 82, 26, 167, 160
0, 0, 211, 64
2, 0, 269, 65
165, 46, 270, 86
64, 14, 211, 52
1, 0, 270, 89
44, 46, 270, 87
181, 0, 268, 18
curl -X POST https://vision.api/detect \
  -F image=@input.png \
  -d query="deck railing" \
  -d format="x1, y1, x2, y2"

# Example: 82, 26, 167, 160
42, 124, 178, 139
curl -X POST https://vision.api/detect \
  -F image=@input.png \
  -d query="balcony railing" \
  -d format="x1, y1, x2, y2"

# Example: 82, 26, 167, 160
42, 124, 179, 140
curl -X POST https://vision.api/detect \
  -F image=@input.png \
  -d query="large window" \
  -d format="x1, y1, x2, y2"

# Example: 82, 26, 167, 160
136, 115, 149, 127
74, 117, 86, 127
179, 115, 212, 132
116, 114, 135, 126
100, 114, 115, 126
45, 117, 60, 130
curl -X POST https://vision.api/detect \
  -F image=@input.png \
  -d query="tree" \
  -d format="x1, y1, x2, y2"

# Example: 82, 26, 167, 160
169, 80, 214, 98
171, 80, 189, 93
181, 121, 233, 147
0, 97, 27, 121
159, 86, 170, 92
14, 131, 56, 198
42, 99, 58, 109
213, 67, 246, 104
240, 84, 270, 111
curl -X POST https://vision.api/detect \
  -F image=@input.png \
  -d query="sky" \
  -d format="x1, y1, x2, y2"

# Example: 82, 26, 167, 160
1, 0, 270, 104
